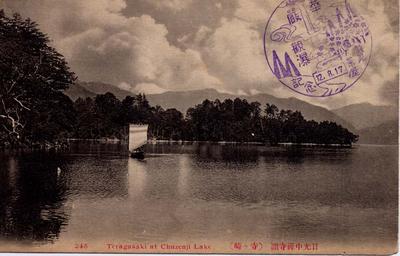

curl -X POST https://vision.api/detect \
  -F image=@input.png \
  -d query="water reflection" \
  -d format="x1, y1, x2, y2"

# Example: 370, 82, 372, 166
128, 158, 147, 198
63, 156, 129, 199
195, 144, 259, 163
0, 142, 397, 251
177, 156, 190, 197
0, 152, 69, 243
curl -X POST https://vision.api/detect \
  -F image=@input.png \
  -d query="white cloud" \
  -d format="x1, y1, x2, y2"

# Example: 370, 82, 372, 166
234, 0, 275, 25
117, 82, 131, 90
237, 89, 248, 96
134, 83, 168, 94
314, 0, 400, 108
250, 88, 261, 95
139, 0, 193, 11
199, 18, 274, 94
193, 26, 213, 46
4, 0, 397, 108
194, 0, 398, 108
4, 0, 221, 93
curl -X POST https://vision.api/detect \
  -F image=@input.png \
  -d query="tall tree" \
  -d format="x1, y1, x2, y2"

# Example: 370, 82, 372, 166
0, 11, 76, 145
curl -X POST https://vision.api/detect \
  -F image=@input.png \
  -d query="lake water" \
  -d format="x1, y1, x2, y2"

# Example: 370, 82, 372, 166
0, 142, 397, 254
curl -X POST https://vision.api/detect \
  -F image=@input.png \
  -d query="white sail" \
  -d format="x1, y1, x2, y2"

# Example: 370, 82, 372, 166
128, 124, 148, 152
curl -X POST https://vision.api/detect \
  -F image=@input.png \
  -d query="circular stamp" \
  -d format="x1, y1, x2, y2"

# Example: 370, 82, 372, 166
263, 0, 372, 97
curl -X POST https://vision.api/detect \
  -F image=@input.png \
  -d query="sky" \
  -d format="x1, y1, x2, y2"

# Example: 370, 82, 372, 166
1, 0, 399, 109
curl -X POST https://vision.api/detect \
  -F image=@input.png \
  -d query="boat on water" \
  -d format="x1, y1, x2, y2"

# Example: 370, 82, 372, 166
128, 124, 148, 159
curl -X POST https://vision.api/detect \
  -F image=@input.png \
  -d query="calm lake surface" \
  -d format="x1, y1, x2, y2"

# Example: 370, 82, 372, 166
0, 142, 397, 253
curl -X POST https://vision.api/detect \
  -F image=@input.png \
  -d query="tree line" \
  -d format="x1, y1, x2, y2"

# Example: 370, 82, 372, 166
0, 11, 358, 148
70, 93, 358, 146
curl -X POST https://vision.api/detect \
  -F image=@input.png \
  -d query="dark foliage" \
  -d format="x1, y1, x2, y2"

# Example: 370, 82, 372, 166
72, 94, 358, 145
0, 11, 76, 147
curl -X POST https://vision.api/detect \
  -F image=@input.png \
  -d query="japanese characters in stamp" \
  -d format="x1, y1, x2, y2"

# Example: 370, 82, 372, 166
264, 0, 372, 97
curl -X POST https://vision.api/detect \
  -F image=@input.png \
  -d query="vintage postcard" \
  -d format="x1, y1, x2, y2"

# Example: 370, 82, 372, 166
0, 0, 398, 254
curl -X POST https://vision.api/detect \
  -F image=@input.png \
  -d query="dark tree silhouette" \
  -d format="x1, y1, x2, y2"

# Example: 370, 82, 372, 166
70, 92, 358, 146
0, 11, 76, 146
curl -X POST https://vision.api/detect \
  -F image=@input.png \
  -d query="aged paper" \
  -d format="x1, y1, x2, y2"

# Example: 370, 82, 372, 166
0, 0, 398, 254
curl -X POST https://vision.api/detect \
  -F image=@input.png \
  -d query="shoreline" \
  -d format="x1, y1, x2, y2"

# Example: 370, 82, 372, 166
2, 139, 397, 152
67, 138, 355, 148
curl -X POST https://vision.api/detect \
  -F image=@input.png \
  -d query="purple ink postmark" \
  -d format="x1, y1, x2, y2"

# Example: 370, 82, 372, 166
263, 0, 372, 97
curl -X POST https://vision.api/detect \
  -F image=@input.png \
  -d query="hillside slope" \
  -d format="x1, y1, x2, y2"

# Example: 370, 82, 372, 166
333, 103, 398, 130
357, 120, 398, 145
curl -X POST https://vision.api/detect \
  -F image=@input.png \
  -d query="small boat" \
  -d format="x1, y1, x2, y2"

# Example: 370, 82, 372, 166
128, 124, 148, 159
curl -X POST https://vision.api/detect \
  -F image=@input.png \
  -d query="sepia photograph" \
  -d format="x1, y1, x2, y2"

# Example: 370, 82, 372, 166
0, 0, 398, 254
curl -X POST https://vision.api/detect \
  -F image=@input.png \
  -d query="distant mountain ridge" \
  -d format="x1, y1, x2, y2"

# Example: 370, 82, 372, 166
65, 82, 96, 101
65, 81, 356, 131
357, 120, 398, 145
72, 81, 133, 99
332, 103, 398, 130
146, 89, 357, 131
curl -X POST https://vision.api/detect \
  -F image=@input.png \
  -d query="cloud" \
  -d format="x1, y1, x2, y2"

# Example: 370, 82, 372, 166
4, 0, 221, 93
4, 0, 127, 39
380, 75, 399, 106
197, 17, 275, 94
234, 0, 275, 25
179, 1, 286, 96
193, 0, 399, 108
138, 0, 193, 11
117, 82, 133, 92
349, 0, 399, 107
250, 88, 261, 95
3, 0, 398, 109
118, 81, 167, 94
134, 83, 168, 95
